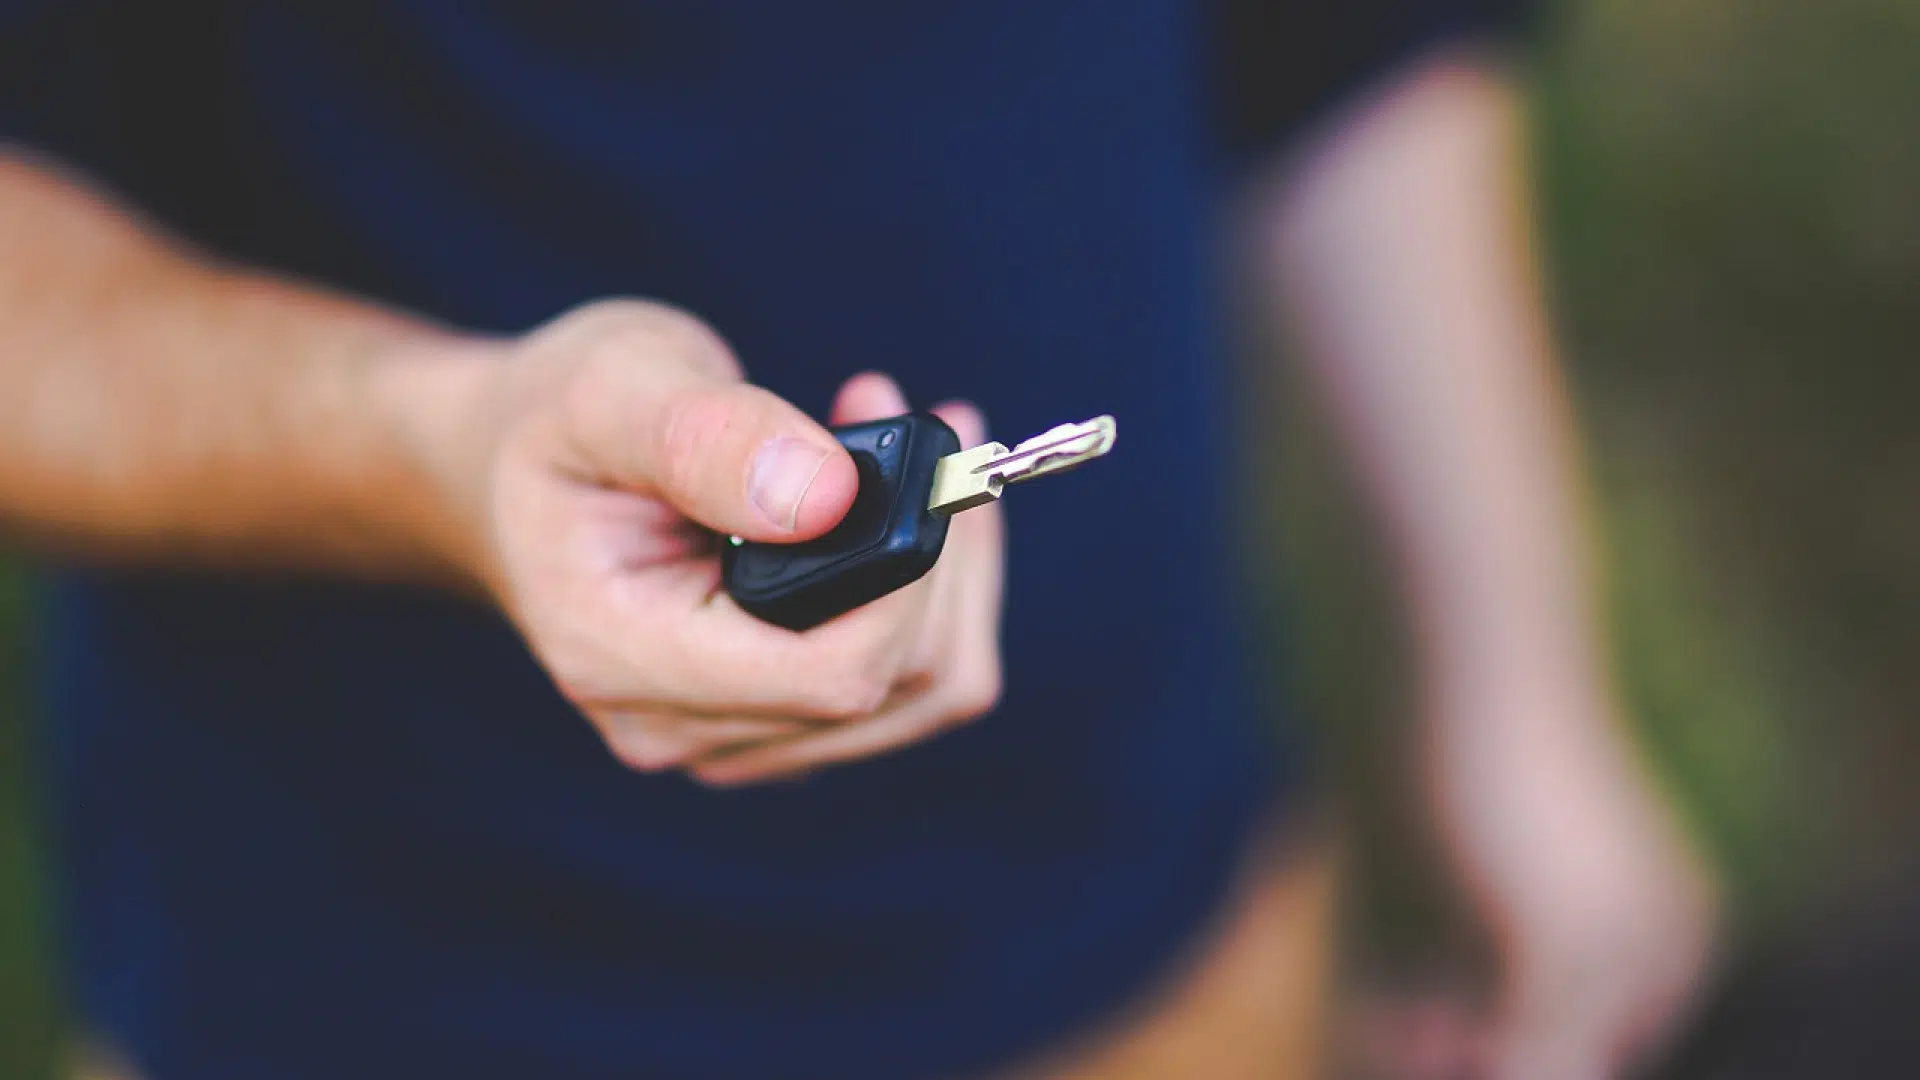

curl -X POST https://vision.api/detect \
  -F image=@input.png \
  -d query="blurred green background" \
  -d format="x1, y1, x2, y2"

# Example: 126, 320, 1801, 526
2, 0, 1916, 1075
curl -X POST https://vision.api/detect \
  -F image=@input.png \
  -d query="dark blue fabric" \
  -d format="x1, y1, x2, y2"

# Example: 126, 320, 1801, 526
5, 3, 1522, 1078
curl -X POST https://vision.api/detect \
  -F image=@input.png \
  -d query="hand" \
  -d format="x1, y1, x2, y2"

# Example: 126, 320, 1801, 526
1359, 687, 1718, 1080
1461, 709, 1717, 1080
435, 300, 1004, 783
685, 370, 1005, 785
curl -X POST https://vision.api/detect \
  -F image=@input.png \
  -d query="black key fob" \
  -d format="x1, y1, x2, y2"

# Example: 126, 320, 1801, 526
723, 413, 962, 631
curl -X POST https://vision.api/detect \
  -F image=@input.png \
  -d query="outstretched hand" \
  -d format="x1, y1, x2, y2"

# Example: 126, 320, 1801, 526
443, 300, 1004, 785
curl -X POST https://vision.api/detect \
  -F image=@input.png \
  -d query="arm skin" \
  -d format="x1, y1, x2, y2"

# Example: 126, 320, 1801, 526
0, 152, 492, 581
1258, 52, 1717, 1078
0, 148, 1004, 785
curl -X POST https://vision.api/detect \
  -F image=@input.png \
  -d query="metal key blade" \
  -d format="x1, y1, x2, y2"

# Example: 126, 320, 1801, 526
927, 415, 1117, 515
981, 415, 1117, 485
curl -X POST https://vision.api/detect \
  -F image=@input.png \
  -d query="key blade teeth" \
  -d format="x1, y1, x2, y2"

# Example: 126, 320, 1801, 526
1035, 427, 1112, 478
1008, 416, 1115, 457
1078, 414, 1117, 457
996, 415, 1116, 482
935, 416, 1116, 512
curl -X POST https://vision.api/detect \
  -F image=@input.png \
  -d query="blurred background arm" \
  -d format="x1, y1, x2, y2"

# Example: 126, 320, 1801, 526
1255, 48, 1716, 1078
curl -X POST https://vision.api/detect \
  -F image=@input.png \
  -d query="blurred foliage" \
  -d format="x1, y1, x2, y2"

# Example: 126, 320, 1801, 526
0, 565, 60, 1079
1, 0, 1917, 1074
1540, 0, 1920, 918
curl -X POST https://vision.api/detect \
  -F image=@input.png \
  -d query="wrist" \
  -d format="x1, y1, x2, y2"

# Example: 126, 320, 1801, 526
354, 330, 513, 594
1414, 602, 1613, 730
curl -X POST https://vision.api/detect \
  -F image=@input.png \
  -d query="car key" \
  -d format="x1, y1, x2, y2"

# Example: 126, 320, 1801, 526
724, 413, 1117, 630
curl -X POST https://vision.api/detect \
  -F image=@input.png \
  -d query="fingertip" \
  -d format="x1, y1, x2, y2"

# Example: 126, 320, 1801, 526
832, 371, 909, 425
932, 400, 988, 447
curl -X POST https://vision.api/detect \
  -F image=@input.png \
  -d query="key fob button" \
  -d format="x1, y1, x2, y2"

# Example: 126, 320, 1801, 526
723, 413, 960, 630
731, 546, 794, 584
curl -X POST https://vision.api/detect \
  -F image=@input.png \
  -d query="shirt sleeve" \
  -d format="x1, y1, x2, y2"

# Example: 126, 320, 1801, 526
1212, 0, 1543, 168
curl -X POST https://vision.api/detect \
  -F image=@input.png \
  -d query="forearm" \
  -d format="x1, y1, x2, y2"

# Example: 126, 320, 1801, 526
1263, 50, 1723, 1034
1263, 53, 1610, 725
0, 151, 496, 580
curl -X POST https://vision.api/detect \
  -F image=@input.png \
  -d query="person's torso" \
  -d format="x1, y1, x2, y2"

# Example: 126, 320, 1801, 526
12, 3, 1290, 1077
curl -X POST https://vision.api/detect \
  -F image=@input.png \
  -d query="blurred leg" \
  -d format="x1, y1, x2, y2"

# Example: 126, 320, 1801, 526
1005, 828, 1342, 1080
69, 1042, 135, 1080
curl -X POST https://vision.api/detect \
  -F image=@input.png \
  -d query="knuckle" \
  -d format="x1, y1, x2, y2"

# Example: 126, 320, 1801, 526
539, 299, 665, 357
573, 300, 736, 377
539, 650, 615, 713
542, 611, 659, 706
898, 626, 946, 682
852, 636, 904, 685
647, 307, 738, 375
545, 301, 729, 378
948, 664, 1003, 721
552, 674, 606, 712
654, 388, 739, 495
606, 729, 690, 773
569, 297, 675, 335
573, 297, 669, 331
810, 673, 890, 721
579, 316, 668, 381
856, 605, 922, 666
808, 610, 909, 679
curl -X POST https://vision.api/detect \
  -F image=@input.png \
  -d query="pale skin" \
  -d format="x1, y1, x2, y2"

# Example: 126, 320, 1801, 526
0, 47, 1709, 1080
1263, 54, 1717, 1078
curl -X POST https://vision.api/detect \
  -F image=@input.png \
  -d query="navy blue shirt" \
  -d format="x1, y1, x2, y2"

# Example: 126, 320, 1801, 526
3, 4, 1528, 1078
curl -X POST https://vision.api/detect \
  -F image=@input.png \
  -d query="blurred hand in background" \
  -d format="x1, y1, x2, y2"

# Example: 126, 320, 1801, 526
1257, 49, 1718, 1078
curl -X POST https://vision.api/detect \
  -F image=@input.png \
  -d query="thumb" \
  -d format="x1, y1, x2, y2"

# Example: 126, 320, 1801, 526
577, 371, 858, 542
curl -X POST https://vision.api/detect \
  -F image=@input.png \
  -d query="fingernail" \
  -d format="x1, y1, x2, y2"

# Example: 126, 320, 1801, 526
749, 438, 830, 532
